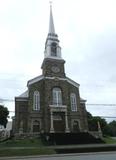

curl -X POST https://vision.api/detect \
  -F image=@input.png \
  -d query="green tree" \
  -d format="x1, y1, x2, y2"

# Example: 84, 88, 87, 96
106, 121, 116, 136
87, 111, 93, 119
87, 112, 108, 134
0, 105, 9, 128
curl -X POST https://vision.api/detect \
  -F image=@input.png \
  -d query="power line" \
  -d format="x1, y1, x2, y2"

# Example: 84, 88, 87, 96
87, 104, 116, 106
95, 116, 116, 119
1, 97, 116, 106
1, 100, 116, 106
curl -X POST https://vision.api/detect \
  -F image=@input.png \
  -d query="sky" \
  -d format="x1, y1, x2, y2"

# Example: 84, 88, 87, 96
0, 0, 116, 121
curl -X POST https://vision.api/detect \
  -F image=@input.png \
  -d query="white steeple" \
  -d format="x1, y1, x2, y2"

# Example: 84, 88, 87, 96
44, 3, 62, 60
49, 4, 55, 34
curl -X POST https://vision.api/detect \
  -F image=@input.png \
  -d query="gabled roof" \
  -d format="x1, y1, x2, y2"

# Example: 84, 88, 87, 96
27, 75, 80, 88
66, 77, 80, 88
15, 90, 28, 101
27, 75, 44, 86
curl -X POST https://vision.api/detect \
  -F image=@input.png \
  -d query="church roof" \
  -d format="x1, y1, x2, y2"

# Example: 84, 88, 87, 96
80, 97, 87, 102
15, 90, 28, 101
27, 75, 80, 88
66, 77, 80, 88
27, 75, 44, 86
18, 90, 28, 98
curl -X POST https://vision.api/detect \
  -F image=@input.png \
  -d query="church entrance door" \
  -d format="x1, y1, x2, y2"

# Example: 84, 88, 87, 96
53, 112, 65, 132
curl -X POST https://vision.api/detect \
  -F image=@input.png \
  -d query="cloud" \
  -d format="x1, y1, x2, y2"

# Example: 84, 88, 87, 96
0, 0, 116, 121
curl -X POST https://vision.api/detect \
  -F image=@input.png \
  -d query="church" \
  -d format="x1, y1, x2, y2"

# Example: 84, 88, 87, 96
13, 5, 88, 137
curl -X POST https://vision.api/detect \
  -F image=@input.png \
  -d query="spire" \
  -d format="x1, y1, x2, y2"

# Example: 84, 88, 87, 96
44, 2, 62, 59
49, 2, 55, 34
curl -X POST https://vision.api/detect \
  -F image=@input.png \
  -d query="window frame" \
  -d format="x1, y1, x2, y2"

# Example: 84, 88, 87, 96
70, 93, 77, 112
33, 91, 40, 111
51, 42, 57, 56
52, 87, 62, 106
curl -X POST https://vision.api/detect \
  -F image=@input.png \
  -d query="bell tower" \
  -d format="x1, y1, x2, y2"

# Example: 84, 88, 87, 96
41, 4, 66, 78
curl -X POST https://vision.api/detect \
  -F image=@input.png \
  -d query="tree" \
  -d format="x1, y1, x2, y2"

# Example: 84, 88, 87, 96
0, 105, 9, 128
87, 111, 93, 119
105, 121, 116, 136
87, 112, 116, 136
87, 112, 108, 134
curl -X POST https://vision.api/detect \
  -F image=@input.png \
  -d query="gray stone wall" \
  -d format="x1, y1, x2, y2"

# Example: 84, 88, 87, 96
15, 76, 88, 135
27, 77, 88, 133
15, 98, 28, 133
41, 58, 66, 78
28, 80, 45, 133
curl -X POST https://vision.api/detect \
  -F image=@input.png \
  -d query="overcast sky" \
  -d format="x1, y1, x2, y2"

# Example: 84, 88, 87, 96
0, 0, 116, 121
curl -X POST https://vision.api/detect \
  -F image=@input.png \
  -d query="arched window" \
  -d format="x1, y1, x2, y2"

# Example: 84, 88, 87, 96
70, 93, 77, 111
33, 91, 40, 111
51, 42, 57, 56
52, 87, 62, 106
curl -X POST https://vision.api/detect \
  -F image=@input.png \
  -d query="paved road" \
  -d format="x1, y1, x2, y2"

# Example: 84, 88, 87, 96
2, 152, 116, 160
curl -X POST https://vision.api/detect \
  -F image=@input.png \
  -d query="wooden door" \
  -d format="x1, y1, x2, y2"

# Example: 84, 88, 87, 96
54, 120, 65, 132
53, 112, 65, 132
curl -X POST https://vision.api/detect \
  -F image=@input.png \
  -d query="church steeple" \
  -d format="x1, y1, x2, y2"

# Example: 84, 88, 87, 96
42, 3, 65, 78
44, 3, 62, 59
49, 4, 55, 34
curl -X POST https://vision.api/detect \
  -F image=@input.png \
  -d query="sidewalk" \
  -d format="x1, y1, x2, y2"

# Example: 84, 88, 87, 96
1, 151, 116, 160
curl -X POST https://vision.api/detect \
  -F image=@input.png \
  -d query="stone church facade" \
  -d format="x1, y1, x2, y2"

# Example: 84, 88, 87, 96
13, 5, 88, 136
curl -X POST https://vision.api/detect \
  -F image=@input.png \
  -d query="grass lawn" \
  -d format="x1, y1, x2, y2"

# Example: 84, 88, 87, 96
103, 136, 116, 144
1, 136, 116, 157
0, 137, 44, 147
0, 138, 56, 157
0, 148, 56, 157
